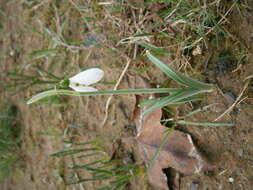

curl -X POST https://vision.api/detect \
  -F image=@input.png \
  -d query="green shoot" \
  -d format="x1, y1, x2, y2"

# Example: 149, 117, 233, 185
27, 52, 213, 117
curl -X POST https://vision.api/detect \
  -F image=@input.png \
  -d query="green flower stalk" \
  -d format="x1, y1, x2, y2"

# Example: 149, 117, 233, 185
27, 51, 214, 115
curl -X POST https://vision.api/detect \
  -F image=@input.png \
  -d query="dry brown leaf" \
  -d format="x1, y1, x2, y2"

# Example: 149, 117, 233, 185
133, 96, 214, 190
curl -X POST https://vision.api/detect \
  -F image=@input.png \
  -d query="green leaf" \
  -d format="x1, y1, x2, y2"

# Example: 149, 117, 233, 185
67, 175, 111, 185
70, 160, 104, 169
139, 94, 202, 107
27, 88, 179, 104
30, 49, 58, 60
50, 148, 98, 157
182, 104, 214, 118
146, 51, 213, 90
136, 42, 170, 55
176, 120, 234, 127
148, 128, 174, 172
143, 88, 207, 115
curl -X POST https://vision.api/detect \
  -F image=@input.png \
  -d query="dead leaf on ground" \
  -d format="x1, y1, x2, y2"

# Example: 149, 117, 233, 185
132, 95, 214, 190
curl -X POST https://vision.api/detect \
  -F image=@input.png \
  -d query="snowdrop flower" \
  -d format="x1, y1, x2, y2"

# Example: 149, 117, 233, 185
60, 68, 104, 92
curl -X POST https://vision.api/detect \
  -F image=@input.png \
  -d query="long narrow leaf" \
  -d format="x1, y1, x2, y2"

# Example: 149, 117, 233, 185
67, 175, 111, 185
30, 49, 58, 60
176, 120, 234, 127
33, 65, 61, 80
174, 94, 203, 104
27, 88, 180, 104
50, 148, 97, 157
146, 51, 213, 90
63, 140, 98, 146
70, 160, 104, 169
148, 128, 174, 172
110, 164, 136, 172
80, 166, 113, 174
143, 88, 207, 115
135, 42, 170, 55
78, 152, 101, 158
182, 104, 214, 118
139, 94, 202, 107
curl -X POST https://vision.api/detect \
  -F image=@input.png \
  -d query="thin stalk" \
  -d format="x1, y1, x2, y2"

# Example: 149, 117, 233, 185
33, 65, 61, 80
147, 128, 174, 172
181, 104, 214, 119
176, 120, 234, 127
27, 88, 181, 104
32, 80, 58, 84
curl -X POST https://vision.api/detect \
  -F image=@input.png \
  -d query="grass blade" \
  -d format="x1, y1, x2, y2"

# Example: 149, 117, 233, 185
176, 120, 234, 127
50, 148, 98, 157
182, 104, 214, 118
30, 49, 58, 60
135, 42, 170, 55
77, 152, 101, 159
63, 140, 98, 146
143, 88, 206, 115
110, 164, 136, 172
33, 65, 61, 80
27, 88, 179, 104
79, 166, 113, 174
174, 94, 203, 104
70, 160, 104, 169
146, 51, 213, 90
139, 94, 202, 107
148, 128, 174, 172
67, 175, 111, 185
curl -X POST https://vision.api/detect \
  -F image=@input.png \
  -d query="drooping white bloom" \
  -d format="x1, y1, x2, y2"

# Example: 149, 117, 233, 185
69, 68, 104, 92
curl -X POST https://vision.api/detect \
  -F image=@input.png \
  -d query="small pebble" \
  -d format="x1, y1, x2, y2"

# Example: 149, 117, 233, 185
192, 45, 202, 56
64, 142, 72, 148
82, 33, 106, 47
228, 177, 234, 183
111, 121, 117, 126
9, 50, 15, 56
237, 149, 243, 157
190, 182, 199, 190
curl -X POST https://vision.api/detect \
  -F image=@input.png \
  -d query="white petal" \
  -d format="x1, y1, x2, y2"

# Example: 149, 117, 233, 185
69, 68, 104, 86
69, 85, 98, 92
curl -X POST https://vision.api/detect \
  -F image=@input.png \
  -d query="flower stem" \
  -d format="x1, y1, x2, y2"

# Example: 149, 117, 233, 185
27, 88, 182, 104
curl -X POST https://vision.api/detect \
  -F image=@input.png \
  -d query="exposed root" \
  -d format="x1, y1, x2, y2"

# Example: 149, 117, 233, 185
214, 79, 250, 121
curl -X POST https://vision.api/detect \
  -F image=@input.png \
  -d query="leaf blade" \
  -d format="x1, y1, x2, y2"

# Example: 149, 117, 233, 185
143, 88, 207, 115
146, 51, 213, 90
176, 120, 234, 127
27, 88, 179, 104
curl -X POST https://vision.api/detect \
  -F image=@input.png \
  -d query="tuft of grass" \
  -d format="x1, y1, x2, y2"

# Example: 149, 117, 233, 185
52, 139, 142, 190
1, 65, 61, 96
160, 104, 234, 127
0, 102, 21, 181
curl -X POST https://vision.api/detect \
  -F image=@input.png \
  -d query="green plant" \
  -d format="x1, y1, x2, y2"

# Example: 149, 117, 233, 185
27, 51, 213, 116
161, 104, 234, 127
52, 139, 142, 190
0, 103, 21, 181
1, 65, 61, 96
124, 0, 230, 53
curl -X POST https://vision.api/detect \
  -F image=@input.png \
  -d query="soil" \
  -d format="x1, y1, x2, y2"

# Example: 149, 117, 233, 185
0, 1, 252, 190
